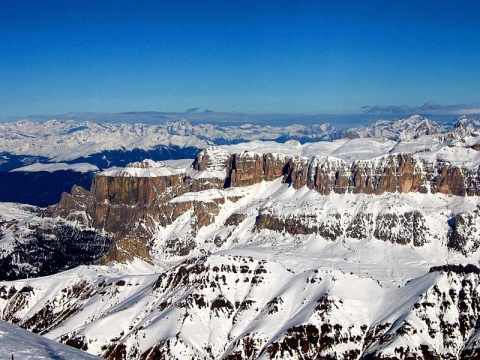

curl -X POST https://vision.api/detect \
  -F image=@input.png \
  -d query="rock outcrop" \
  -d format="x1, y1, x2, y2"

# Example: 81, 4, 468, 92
448, 212, 480, 256
286, 154, 480, 196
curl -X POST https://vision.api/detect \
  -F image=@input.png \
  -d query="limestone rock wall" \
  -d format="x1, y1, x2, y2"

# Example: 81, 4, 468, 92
286, 154, 480, 196
229, 152, 291, 187
44, 147, 480, 263
91, 175, 182, 205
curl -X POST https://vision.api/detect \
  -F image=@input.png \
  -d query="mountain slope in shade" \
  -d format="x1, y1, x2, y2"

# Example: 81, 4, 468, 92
0, 203, 113, 280
0, 319, 101, 359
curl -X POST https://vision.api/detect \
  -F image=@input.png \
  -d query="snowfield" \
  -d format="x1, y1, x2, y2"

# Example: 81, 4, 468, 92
0, 319, 101, 359
10, 162, 99, 173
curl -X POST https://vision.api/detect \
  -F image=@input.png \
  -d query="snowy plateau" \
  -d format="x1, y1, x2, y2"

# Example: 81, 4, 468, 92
1, 115, 480, 359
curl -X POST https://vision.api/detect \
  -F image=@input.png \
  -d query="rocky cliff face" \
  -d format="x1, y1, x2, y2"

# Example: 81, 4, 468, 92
286, 153, 480, 196
43, 144, 480, 264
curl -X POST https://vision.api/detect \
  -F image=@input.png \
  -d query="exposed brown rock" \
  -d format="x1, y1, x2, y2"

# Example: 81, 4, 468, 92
373, 211, 428, 246
164, 237, 196, 257
255, 212, 343, 240
429, 264, 480, 275
104, 343, 127, 360
285, 154, 480, 196
91, 174, 182, 205
229, 152, 291, 187
265, 322, 361, 360
435, 166, 467, 196
447, 212, 480, 255
62, 336, 89, 351
345, 213, 373, 240
225, 213, 247, 226
100, 235, 151, 264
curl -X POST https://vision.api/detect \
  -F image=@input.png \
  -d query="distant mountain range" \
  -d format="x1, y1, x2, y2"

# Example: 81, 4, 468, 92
1, 115, 478, 164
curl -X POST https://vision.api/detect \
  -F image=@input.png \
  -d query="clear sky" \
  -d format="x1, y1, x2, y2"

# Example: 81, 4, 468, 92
1, 0, 480, 118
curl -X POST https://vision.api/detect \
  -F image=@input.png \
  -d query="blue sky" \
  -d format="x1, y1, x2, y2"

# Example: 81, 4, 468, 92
1, 0, 479, 118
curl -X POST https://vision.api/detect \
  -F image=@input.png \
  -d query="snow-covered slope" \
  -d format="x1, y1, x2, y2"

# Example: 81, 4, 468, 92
10, 162, 99, 173
2, 185, 480, 358
1, 247, 480, 359
351, 115, 445, 140
0, 319, 101, 359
